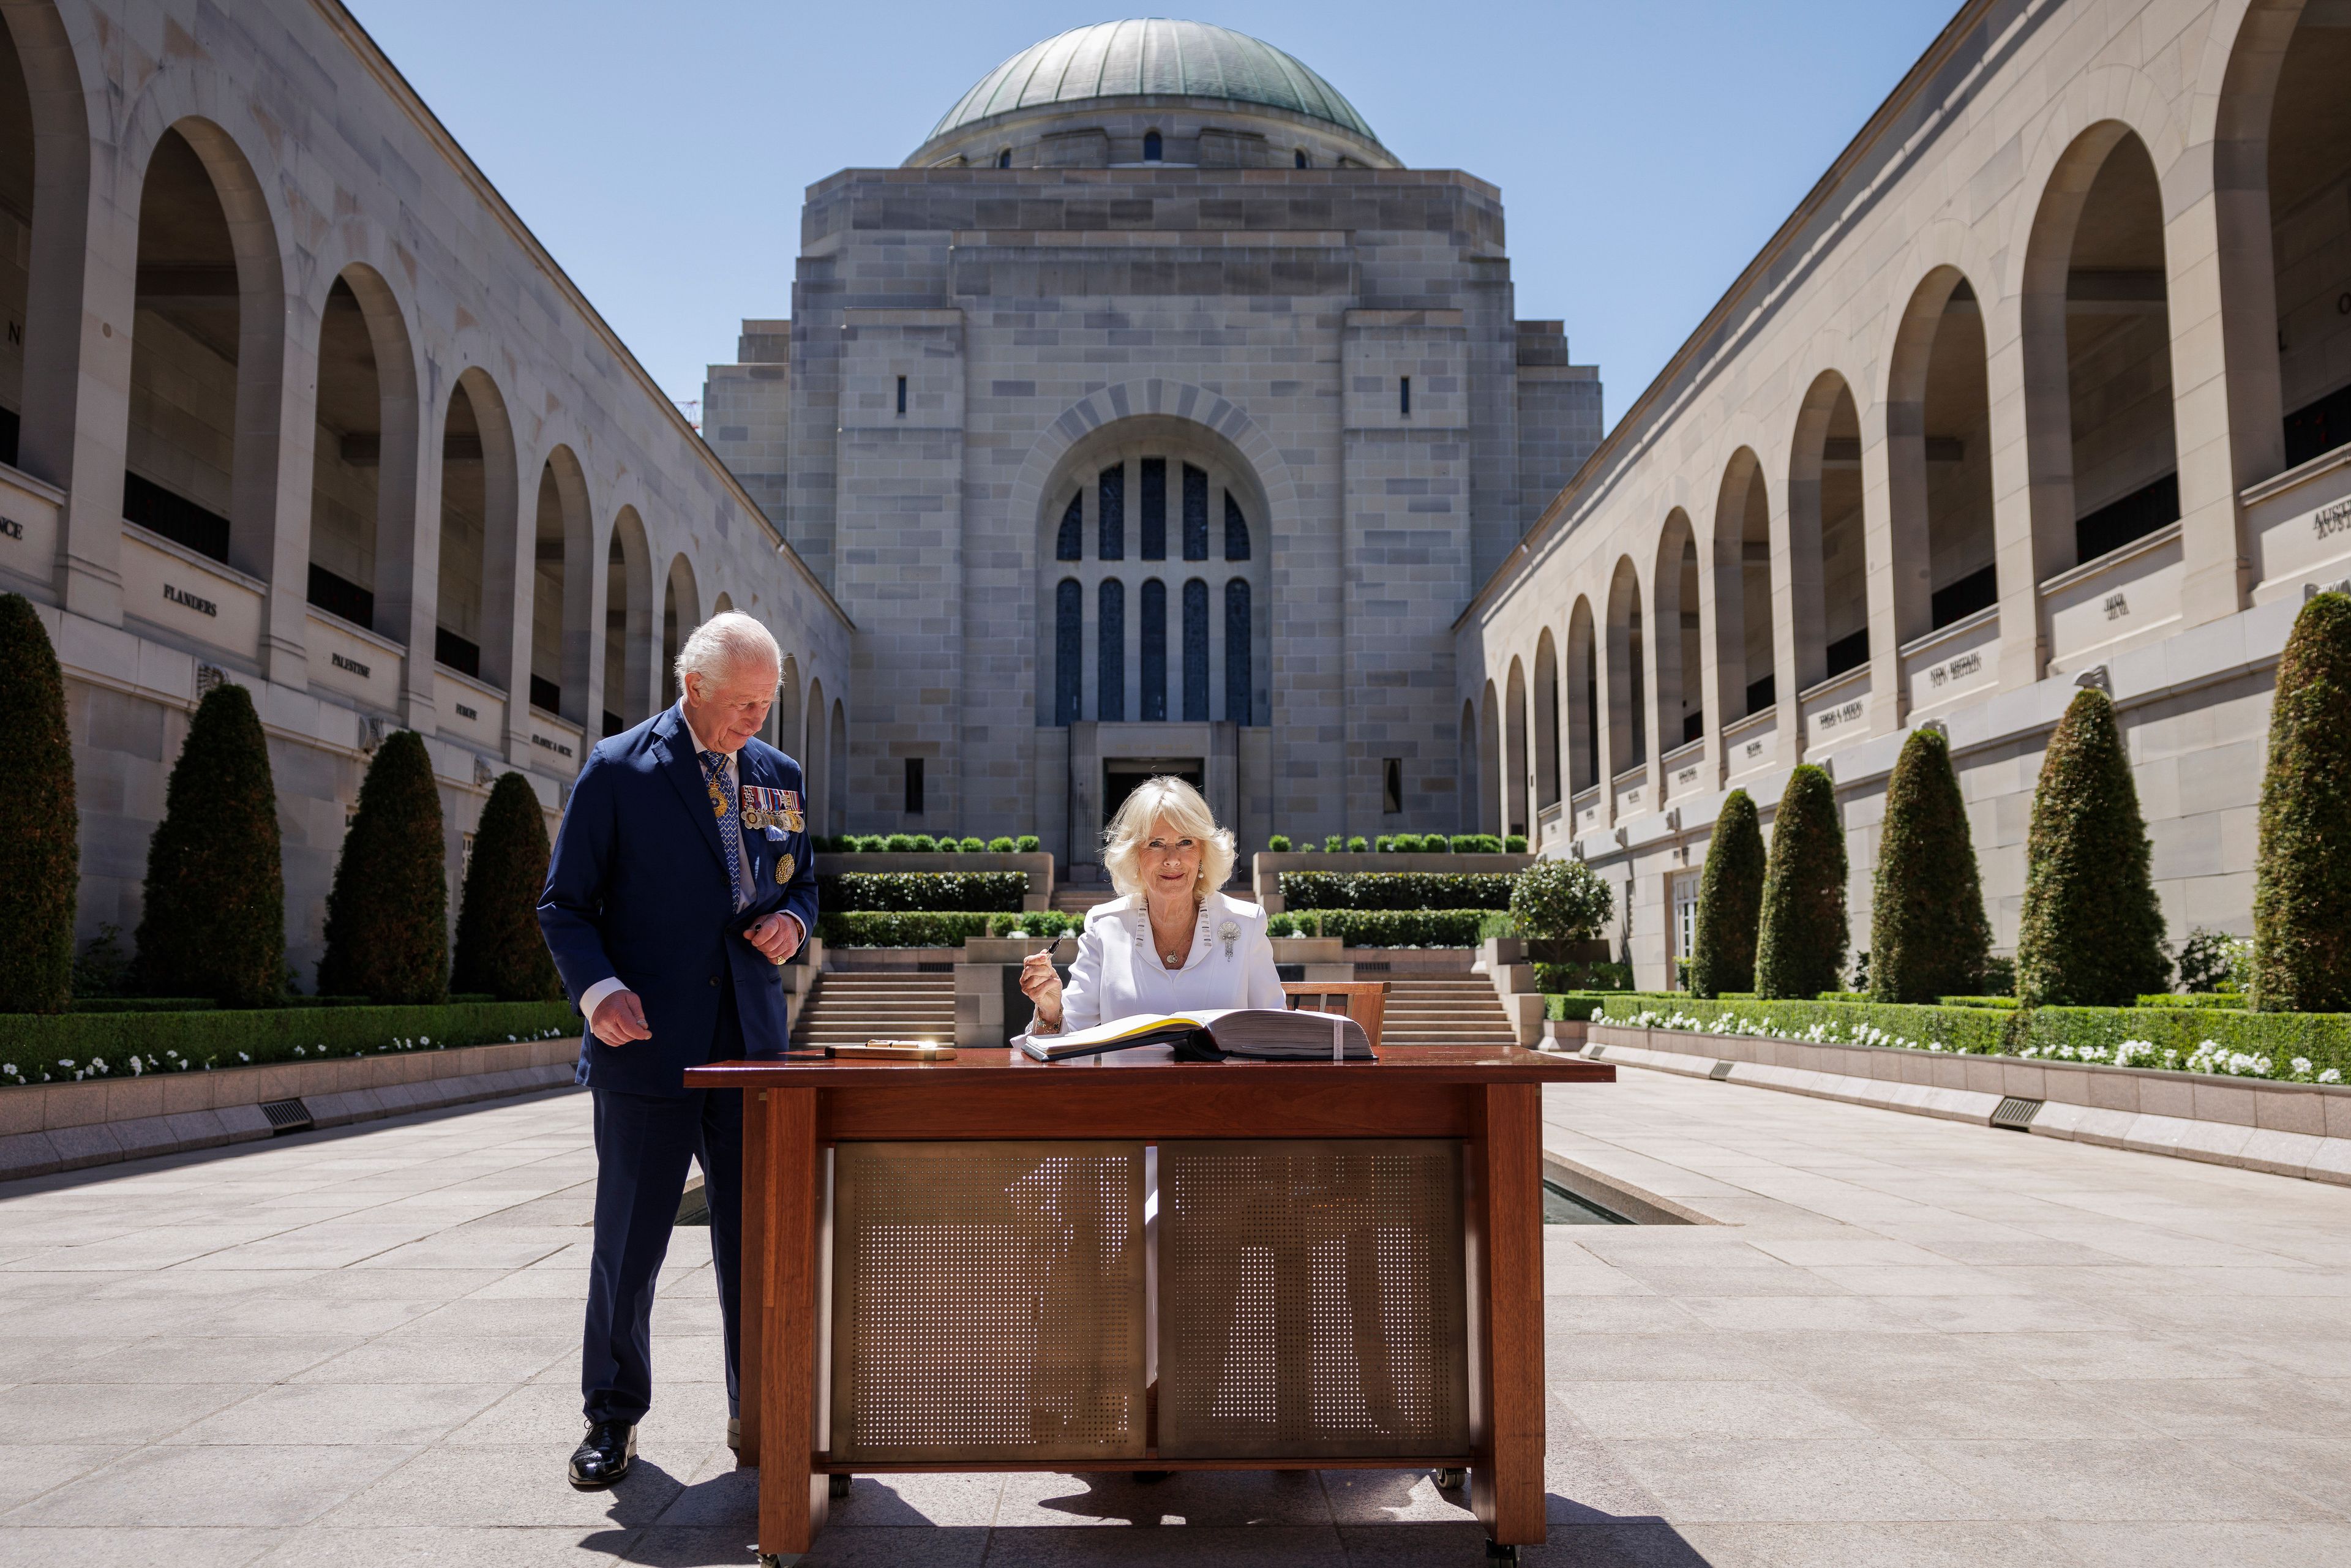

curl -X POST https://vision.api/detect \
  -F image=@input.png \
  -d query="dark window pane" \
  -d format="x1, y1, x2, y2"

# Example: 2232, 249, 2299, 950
1140, 577, 1166, 721
530, 675, 561, 714
307, 563, 375, 631
1224, 493, 1250, 560
1182, 579, 1209, 721
2074, 471, 2178, 566
1382, 759, 1403, 815
904, 757, 924, 817
124, 471, 231, 563
602, 710, 623, 738
1055, 578, 1083, 725
1930, 563, 1997, 629
1823, 629, 1868, 679
435, 626, 481, 677
1182, 464, 1209, 560
1224, 578, 1251, 726
2284, 381, 2351, 470
1098, 465, 1125, 560
1745, 673, 1775, 717
1144, 130, 1162, 161
1139, 457, 1166, 560
0, 406, 18, 468
1682, 708, 1704, 746
1056, 492, 1083, 561
1098, 579, 1125, 721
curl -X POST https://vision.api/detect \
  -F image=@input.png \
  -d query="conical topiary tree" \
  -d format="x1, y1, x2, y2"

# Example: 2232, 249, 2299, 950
2016, 687, 2167, 1006
0, 595, 77, 1013
133, 681, 284, 1007
452, 771, 562, 1002
2252, 591, 2351, 1011
317, 730, 448, 1004
1870, 727, 1991, 1003
1755, 765, 1848, 1000
1689, 789, 1765, 997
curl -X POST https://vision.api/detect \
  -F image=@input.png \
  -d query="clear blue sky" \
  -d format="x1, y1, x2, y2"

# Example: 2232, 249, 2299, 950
345, 0, 1960, 437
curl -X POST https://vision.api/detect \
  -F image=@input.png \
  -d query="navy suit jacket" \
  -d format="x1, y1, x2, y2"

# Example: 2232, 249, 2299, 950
538, 704, 820, 1096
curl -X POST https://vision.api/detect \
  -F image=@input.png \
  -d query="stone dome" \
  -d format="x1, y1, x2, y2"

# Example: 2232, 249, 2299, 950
924, 20, 1385, 152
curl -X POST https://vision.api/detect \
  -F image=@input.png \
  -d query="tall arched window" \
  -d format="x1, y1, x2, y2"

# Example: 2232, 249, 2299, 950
1224, 579, 1251, 724
1139, 457, 1166, 560
1098, 578, 1125, 721
1143, 130, 1163, 162
1182, 579, 1209, 720
1054, 579, 1082, 724
1141, 577, 1167, 720
1098, 465, 1125, 560
1056, 492, 1082, 561
996, 148, 1011, 169
1224, 494, 1250, 560
1182, 464, 1209, 560
1294, 149, 1309, 168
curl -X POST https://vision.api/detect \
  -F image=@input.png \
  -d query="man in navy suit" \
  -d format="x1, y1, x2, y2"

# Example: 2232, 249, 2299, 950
538, 610, 819, 1489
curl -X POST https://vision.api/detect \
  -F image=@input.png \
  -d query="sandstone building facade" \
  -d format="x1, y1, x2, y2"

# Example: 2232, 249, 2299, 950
705, 19, 1602, 871
1457, 0, 2351, 985
0, 0, 850, 983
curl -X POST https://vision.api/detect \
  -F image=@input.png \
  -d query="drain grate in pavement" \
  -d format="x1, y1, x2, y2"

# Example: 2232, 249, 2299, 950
258, 1098, 314, 1135
1990, 1095, 2044, 1131
1708, 1060, 1735, 1081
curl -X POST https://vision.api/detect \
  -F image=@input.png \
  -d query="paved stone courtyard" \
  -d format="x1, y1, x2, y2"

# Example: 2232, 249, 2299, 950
1, 1069, 2347, 1567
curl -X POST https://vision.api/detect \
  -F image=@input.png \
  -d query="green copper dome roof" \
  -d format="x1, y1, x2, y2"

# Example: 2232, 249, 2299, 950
929, 19, 1382, 149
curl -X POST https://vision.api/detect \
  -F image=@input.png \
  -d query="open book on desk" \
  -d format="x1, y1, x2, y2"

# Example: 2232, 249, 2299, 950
1016, 1007, 1373, 1063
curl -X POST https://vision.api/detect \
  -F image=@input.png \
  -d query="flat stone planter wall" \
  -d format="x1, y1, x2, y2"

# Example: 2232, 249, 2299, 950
1584, 1021, 2351, 1186
0, 1035, 582, 1183
817, 852, 1054, 910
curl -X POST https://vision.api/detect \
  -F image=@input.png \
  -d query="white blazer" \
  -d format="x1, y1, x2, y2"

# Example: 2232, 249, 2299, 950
1046, 890, 1285, 1035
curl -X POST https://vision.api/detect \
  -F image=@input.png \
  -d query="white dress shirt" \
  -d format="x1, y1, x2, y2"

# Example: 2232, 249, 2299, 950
579, 703, 800, 1026
1032, 890, 1284, 1036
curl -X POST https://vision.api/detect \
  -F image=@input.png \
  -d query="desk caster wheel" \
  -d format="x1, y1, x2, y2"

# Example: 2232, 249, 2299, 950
828, 1472, 851, 1499
1433, 1466, 1468, 1491
1484, 1542, 1520, 1565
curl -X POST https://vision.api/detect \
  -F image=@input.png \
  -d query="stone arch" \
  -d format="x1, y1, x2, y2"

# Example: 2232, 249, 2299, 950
0, 0, 91, 490
1885, 265, 1998, 644
2019, 119, 2183, 583
304, 263, 420, 648
1504, 655, 1529, 841
601, 505, 654, 734
1477, 680, 1502, 836
827, 696, 848, 835
435, 366, 520, 690
1532, 627, 1561, 816
773, 651, 801, 752
1652, 508, 1701, 756
1457, 697, 1480, 836
1603, 555, 1646, 779
1565, 595, 1599, 799
660, 551, 702, 708
1787, 369, 1869, 690
527, 442, 593, 723
1710, 448, 1775, 722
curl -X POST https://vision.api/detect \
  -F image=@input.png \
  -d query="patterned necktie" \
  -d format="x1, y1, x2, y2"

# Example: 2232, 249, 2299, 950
699, 750, 747, 911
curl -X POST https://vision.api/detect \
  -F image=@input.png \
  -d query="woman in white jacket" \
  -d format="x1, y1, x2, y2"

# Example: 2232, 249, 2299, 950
1019, 775, 1283, 1034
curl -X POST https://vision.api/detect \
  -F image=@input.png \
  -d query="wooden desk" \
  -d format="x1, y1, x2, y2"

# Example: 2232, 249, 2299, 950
686, 1045, 1612, 1566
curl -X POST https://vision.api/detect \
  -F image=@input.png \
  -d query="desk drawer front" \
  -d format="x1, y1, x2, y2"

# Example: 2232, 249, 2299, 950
828, 1140, 1147, 1463
1157, 1139, 1470, 1459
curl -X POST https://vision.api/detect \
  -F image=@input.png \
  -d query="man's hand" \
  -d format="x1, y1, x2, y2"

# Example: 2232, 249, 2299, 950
590, 989, 653, 1046
744, 912, 804, 965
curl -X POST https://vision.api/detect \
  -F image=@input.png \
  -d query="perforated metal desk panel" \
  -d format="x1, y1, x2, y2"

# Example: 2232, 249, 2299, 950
684, 1044, 1611, 1563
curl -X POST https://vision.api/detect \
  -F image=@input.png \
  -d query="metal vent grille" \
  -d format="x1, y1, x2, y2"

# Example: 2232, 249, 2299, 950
1990, 1096, 2044, 1131
1157, 1140, 1468, 1459
1583, 1045, 1607, 1060
829, 1141, 1146, 1463
258, 1098, 313, 1134
1708, 1060, 1735, 1081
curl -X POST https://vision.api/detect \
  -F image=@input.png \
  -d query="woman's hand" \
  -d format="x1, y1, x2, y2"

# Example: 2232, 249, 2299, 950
1018, 948, 1063, 1029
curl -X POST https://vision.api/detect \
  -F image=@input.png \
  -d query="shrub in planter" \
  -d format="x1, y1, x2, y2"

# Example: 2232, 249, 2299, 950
0, 595, 75, 1013
1534, 961, 1631, 992
1689, 789, 1763, 998
133, 681, 285, 1008
318, 730, 448, 1005
452, 772, 563, 1003
935, 837, 960, 854
1343, 835, 1366, 852
1449, 833, 1505, 853
1510, 857, 1613, 964
2176, 927, 2252, 994
1280, 908, 1493, 947
2017, 688, 2168, 1006
2, 998, 579, 1084
959, 836, 986, 852
1504, 833, 1529, 853
817, 871, 1027, 913
1016, 835, 1041, 854
1870, 727, 1990, 1003
2253, 590, 2351, 1011
815, 910, 1076, 947
1756, 765, 1847, 1000
883, 833, 917, 852
1279, 872, 1517, 911
988, 836, 1016, 853
1267, 834, 1292, 852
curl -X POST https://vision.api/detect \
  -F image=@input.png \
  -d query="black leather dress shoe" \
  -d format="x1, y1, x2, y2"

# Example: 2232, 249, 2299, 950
568, 1420, 636, 1490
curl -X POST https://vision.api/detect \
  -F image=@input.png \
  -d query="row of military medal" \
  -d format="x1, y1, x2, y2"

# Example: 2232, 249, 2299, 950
714, 782, 806, 836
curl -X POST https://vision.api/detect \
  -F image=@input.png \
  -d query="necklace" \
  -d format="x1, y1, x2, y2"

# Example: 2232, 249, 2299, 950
1147, 898, 1201, 970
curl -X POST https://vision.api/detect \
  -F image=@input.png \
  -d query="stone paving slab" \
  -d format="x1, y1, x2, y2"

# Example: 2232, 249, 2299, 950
0, 1078, 2347, 1566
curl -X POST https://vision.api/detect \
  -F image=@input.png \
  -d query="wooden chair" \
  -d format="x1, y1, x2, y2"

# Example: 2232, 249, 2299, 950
1281, 980, 1388, 1049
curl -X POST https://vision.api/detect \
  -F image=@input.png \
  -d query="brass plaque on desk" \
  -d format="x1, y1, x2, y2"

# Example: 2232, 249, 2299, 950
1156, 1139, 1469, 1459
830, 1141, 1147, 1463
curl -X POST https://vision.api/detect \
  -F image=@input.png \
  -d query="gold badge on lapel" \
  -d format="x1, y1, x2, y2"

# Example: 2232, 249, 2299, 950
776, 853, 795, 885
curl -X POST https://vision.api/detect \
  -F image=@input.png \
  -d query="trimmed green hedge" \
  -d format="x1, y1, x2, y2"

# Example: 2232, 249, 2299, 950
814, 910, 1078, 947
1277, 872, 1515, 911
0, 1000, 579, 1086
1547, 990, 1641, 1021
822, 835, 1043, 855
1535, 961, 1632, 993
1267, 909, 1491, 947
1583, 992, 2350, 1082
817, 871, 1029, 913
2133, 994, 2248, 1010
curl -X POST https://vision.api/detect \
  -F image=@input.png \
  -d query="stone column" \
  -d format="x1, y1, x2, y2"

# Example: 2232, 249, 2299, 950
1859, 397, 1910, 737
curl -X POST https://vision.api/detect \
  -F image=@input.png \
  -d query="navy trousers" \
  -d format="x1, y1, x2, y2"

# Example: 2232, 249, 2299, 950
580, 991, 744, 1427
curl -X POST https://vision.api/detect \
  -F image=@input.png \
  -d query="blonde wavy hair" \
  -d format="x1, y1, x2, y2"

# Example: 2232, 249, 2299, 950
1101, 776, 1235, 901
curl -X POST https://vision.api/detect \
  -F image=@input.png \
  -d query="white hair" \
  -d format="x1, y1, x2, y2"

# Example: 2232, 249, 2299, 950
1101, 776, 1236, 901
674, 611, 782, 689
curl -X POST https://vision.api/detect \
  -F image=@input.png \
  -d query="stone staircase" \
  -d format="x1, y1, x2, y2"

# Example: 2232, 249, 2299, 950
1051, 885, 1117, 916
789, 971, 958, 1050
1374, 975, 1520, 1049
